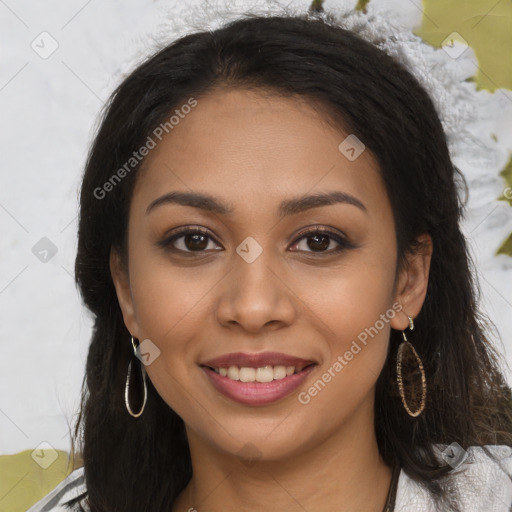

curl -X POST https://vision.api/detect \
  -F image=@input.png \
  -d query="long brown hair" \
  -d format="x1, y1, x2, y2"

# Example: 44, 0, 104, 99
69, 10, 512, 512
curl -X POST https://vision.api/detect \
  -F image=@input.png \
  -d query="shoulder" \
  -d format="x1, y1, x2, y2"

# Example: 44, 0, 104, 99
395, 445, 512, 512
26, 466, 88, 512
449, 445, 512, 509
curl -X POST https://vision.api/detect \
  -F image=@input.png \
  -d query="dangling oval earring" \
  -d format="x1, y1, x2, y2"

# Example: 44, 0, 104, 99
124, 336, 147, 418
396, 315, 427, 417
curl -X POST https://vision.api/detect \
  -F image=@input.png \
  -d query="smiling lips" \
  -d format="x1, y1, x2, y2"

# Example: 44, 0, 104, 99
200, 351, 317, 405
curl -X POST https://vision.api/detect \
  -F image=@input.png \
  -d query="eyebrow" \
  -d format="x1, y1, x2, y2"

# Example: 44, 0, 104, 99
145, 191, 367, 217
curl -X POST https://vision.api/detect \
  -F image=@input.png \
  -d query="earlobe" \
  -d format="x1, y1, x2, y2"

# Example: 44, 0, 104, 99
390, 234, 433, 331
109, 248, 139, 337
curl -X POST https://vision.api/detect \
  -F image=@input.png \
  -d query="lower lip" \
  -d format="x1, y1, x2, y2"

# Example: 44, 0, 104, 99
201, 365, 316, 406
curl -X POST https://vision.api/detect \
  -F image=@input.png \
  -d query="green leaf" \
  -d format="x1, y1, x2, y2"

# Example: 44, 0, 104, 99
356, 0, 371, 12
498, 154, 512, 207
496, 232, 512, 257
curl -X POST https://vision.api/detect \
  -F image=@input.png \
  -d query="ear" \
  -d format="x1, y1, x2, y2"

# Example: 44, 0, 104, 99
390, 233, 433, 331
109, 247, 140, 338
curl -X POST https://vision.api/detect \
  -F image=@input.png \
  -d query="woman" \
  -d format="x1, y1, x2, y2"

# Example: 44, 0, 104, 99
29, 2, 512, 511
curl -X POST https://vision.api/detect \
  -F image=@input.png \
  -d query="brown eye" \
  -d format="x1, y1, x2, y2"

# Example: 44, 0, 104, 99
181, 232, 209, 251
289, 227, 354, 254
305, 233, 331, 251
157, 227, 221, 254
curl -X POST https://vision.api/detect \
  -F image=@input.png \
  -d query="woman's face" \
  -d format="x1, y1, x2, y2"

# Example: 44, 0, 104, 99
111, 87, 431, 462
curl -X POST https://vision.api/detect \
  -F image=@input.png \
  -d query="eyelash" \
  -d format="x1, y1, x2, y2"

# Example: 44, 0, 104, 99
157, 225, 355, 256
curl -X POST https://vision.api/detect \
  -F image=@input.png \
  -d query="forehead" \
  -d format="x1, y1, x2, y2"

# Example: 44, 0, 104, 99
131, 88, 387, 217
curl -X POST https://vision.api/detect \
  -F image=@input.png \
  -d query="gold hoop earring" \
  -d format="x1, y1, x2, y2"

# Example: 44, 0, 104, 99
396, 316, 427, 417
124, 336, 147, 418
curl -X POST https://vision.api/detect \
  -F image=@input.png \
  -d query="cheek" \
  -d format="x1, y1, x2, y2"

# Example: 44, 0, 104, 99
129, 252, 217, 344
126, 250, 224, 413
297, 248, 397, 387
293, 246, 397, 337
294, 269, 395, 430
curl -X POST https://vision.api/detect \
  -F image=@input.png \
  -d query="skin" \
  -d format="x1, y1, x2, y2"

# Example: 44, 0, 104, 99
110, 87, 433, 512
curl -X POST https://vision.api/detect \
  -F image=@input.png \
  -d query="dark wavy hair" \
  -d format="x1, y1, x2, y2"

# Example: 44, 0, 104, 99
68, 7, 512, 512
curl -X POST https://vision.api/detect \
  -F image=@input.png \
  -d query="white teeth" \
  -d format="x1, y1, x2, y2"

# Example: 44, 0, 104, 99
227, 366, 240, 380
273, 365, 287, 380
239, 367, 256, 382
255, 366, 274, 382
214, 364, 306, 382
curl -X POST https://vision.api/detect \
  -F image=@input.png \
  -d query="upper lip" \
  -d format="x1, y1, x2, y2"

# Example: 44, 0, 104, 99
200, 351, 316, 369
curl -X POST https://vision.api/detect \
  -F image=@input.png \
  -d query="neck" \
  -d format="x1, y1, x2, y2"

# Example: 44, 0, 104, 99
172, 402, 393, 512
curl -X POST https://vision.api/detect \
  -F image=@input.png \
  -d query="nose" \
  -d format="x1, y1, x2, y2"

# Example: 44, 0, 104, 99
215, 245, 297, 334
